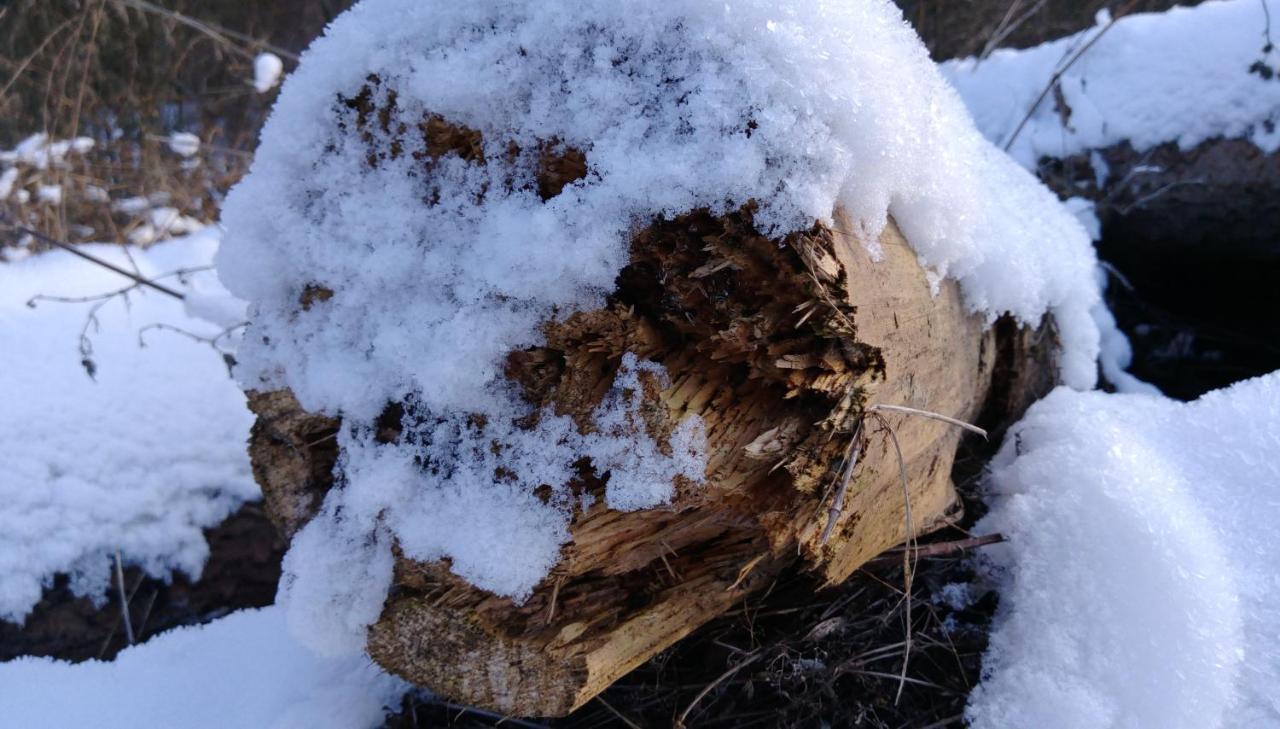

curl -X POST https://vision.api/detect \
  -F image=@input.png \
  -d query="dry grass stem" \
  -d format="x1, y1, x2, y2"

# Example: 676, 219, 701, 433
113, 550, 135, 645
818, 421, 865, 547
867, 404, 988, 439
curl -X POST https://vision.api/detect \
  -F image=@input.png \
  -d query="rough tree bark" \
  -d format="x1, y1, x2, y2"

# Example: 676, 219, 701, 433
243, 88, 1054, 717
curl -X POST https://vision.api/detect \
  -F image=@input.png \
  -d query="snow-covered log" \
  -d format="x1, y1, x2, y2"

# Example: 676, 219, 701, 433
244, 164, 1053, 714
219, 0, 1101, 716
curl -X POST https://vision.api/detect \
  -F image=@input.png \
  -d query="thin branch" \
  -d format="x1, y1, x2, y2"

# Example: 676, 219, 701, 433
27, 285, 136, 308
0, 15, 79, 100
868, 404, 988, 439
819, 421, 865, 546
916, 713, 966, 729
138, 321, 246, 354
1112, 178, 1207, 216
595, 695, 646, 729
677, 650, 763, 727
114, 550, 135, 645
980, 0, 1049, 61
839, 668, 956, 694
1, 216, 185, 300
869, 412, 915, 705
110, 0, 299, 62
1263, 0, 1275, 53
871, 533, 1007, 563
420, 699, 548, 729
1002, 0, 1141, 152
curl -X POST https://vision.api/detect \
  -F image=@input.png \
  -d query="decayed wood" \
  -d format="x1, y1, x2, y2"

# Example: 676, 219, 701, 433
364, 210, 1001, 717
242, 82, 1055, 717
245, 211, 1052, 717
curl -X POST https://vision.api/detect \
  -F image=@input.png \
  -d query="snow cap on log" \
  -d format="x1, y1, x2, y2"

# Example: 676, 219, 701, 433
218, 0, 1101, 709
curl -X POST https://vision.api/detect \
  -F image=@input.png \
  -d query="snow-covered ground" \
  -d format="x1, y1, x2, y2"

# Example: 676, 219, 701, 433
942, 0, 1280, 167
0, 229, 256, 622
968, 374, 1280, 729
0, 606, 405, 729
0, 229, 408, 726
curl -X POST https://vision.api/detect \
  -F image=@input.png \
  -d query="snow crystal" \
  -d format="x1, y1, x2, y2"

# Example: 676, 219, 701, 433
35, 184, 62, 205
0, 168, 18, 199
943, 0, 1280, 167
219, 0, 1104, 652
82, 184, 110, 204
0, 606, 405, 729
968, 373, 1280, 729
0, 133, 94, 170
167, 131, 202, 158
0, 230, 257, 622
253, 52, 284, 93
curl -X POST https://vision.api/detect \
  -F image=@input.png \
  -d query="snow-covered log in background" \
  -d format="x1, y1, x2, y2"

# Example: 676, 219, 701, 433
944, 0, 1280, 398
217, 0, 1105, 715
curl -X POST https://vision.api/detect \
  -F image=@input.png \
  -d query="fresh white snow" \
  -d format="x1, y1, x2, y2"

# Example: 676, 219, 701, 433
0, 133, 95, 170
167, 131, 202, 158
968, 373, 1280, 729
0, 229, 257, 623
217, 0, 1105, 654
943, 0, 1280, 167
0, 606, 405, 729
253, 52, 285, 93
127, 206, 207, 245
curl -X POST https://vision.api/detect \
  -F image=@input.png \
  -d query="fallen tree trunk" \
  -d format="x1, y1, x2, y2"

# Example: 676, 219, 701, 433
247, 201, 1052, 715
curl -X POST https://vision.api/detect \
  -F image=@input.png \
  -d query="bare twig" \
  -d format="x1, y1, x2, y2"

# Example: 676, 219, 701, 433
110, 0, 299, 62
131, 588, 159, 643
595, 695, 646, 729
1112, 178, 1207, 216
1, 216, 185, 300
819, 421, 865, 546
868, 412, 915, 705
819, 402, 982, 552
839, 668, 956, 693
917, 713, 966, 729
872, 533, 1006, 563
1003, 0, 1141, 152
138, 321, 246, 353
114, 550, 135, 646
1263, 0, 1275, 53
867, 404, 988, 439
0, 16, 79, 100
980, 0, 1049, 60
677, 650, 764, 727
423, 700, 548, 729
545, 575, 563, 626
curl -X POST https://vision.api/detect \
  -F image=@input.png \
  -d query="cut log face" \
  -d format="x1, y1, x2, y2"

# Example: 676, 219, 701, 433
246, 204, 1036, 717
